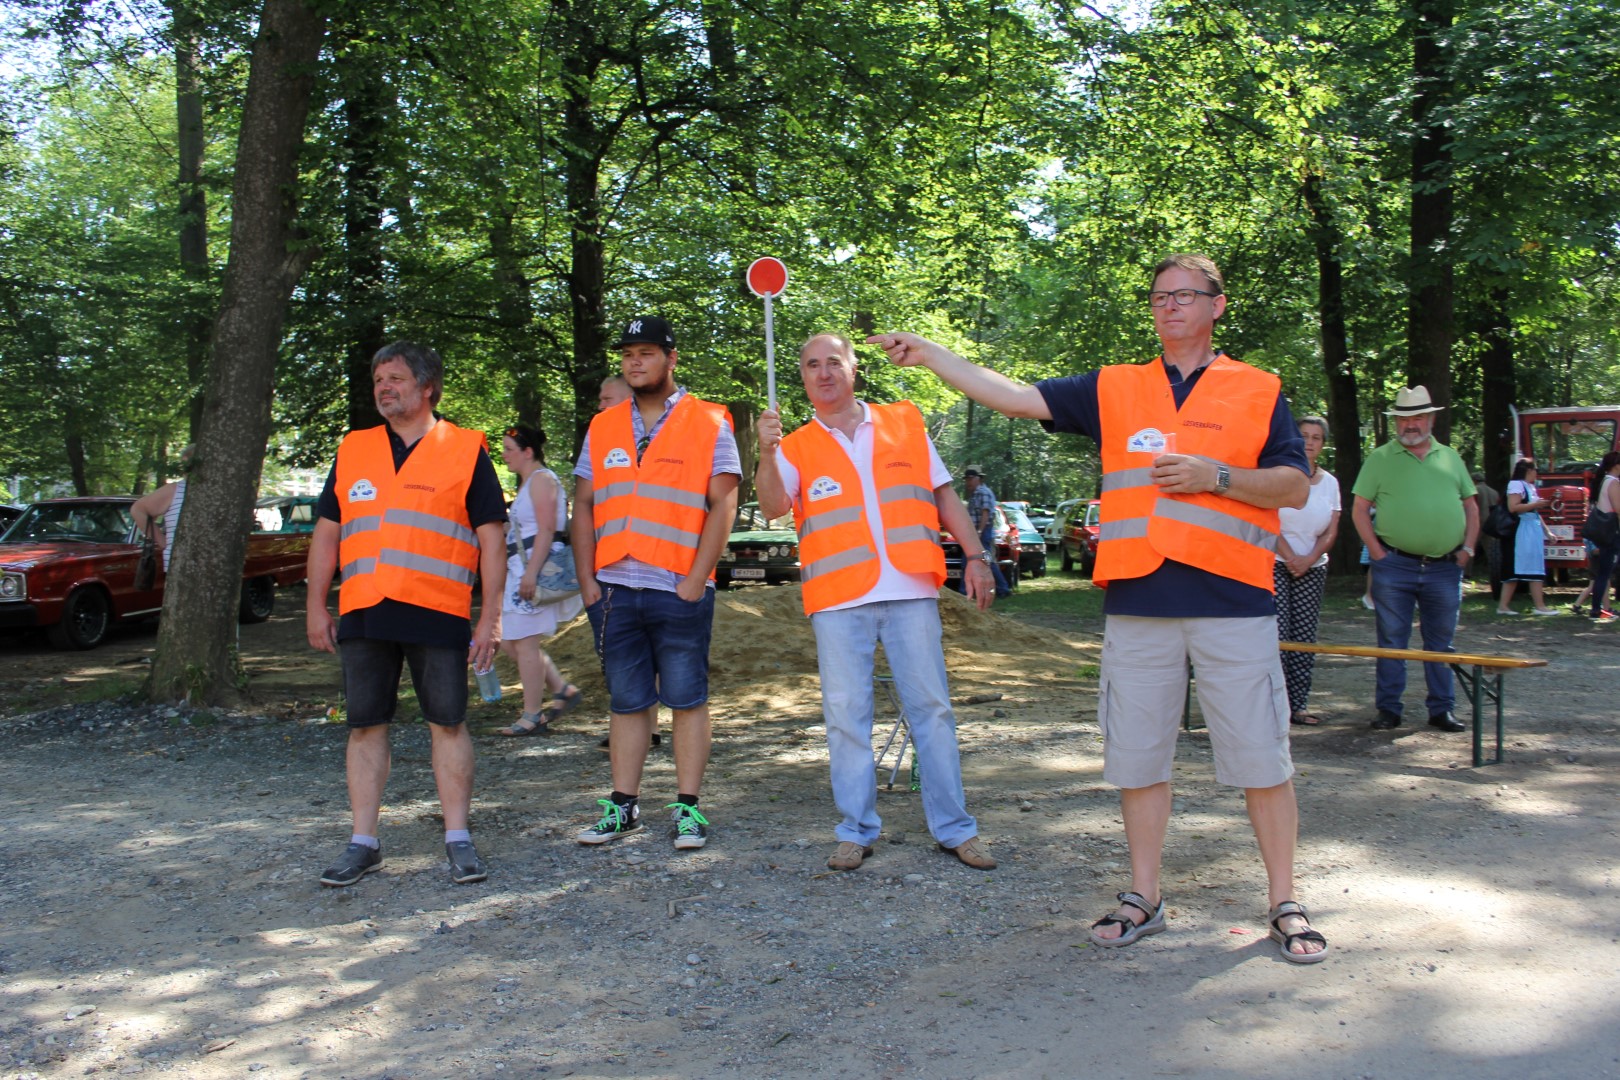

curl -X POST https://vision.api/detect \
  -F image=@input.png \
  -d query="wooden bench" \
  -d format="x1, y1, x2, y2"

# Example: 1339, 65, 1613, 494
1278, 642, 1546, 766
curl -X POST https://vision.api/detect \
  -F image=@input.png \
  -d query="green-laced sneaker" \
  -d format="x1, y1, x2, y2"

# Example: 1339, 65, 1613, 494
576, 798, 642, 845
667, 802, 709, 850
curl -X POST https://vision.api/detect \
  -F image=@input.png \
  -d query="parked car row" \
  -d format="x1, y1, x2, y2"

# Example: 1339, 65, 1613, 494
0, 497, 311, 649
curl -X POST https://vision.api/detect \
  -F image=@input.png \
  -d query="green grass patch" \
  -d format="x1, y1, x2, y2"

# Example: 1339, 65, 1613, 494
995, 570, 1105, 618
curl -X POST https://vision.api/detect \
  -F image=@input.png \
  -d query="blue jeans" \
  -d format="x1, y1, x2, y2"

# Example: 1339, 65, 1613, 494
980, 526, 1012, 596
585, 585, 715, 713
1369, 552, 1463, 716
809, 599, 978, 848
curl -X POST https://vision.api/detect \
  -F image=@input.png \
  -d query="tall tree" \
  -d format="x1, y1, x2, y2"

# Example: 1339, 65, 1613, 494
149, 0, 327, 704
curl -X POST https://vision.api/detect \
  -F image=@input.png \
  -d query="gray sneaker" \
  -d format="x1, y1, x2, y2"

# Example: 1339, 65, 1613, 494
319, 842, 382, 887
446, 840, 487, 884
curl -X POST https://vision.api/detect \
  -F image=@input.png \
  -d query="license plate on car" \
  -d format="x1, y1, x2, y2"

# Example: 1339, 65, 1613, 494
1546, 545, 1585, 560
731, 568, 766, 579
1548, 525, 1574, 540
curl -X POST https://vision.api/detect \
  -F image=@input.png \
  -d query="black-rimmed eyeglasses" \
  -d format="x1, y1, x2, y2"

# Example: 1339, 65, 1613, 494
1149, 289, 1221, 308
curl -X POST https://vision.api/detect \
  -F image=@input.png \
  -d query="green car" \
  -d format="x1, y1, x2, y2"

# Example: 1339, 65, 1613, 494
716, 502, 800, 588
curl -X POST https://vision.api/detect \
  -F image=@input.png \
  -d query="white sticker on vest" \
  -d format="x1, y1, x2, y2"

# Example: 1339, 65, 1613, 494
807, 476, 843, 501
1126, 427, 1172, 455
603, 447, 633, 469
348, 479, 378, 502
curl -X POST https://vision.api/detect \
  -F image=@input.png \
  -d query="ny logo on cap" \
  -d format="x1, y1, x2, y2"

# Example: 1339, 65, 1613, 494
629, 320, 643, 335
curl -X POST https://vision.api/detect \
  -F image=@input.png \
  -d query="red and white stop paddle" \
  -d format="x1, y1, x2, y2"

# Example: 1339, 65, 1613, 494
746, 257, 789, 409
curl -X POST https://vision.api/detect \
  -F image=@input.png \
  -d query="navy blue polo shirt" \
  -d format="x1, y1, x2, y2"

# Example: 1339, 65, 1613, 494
1036, 356, 1309, 618
317, 424, 507, 649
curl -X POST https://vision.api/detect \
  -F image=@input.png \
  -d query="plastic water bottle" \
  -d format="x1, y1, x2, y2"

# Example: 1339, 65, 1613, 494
475, 664, 502, 703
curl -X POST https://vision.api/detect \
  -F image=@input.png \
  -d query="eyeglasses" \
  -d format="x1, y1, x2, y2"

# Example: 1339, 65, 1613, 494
1149, 288, 1220, 308
635, 436, 650, 463
504, 426, 533, 451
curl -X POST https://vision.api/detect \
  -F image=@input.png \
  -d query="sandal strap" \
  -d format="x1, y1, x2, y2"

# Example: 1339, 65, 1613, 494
1280, 927, 1328, 949
1116, 891, 1160, 922
1270, 900, 1308, 927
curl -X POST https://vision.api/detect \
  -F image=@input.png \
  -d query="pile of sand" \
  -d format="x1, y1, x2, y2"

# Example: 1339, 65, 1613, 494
540, 585, 1087, 709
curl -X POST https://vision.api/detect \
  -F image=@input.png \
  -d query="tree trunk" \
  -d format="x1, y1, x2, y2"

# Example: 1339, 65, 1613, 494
149, 0, 327, 705
490, 194, 544, 429
172, 1, 212, 442
559, 6, 610, 463
1478, 282, 1516, 486
339, 37, 388, 433
1304, 172, 1363, 572
1407, 0, 1454, 442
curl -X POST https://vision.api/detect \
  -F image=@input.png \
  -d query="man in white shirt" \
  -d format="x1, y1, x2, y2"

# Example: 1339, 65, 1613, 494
755, 333, 996, 872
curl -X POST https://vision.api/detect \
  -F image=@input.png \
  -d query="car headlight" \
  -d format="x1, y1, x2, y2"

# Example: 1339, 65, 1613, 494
721, 551, 735, 562
766, 546, 779, 558
0, 572, 24, 600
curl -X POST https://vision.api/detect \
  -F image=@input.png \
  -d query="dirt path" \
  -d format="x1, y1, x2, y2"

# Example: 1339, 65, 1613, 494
3, 581, 1618, 1079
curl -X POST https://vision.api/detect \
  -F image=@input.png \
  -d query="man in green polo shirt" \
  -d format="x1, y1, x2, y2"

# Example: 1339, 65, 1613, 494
1350, 386, 1479, 733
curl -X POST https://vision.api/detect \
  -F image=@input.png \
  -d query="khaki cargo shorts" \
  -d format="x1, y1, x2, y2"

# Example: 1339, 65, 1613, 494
1097, 615, 1293, 789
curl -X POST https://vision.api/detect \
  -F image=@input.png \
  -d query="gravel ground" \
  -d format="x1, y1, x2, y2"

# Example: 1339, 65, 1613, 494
3, 583, 1619, 1079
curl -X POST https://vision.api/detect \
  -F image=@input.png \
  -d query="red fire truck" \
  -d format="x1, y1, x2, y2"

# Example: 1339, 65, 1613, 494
1513, 405, 1620, 571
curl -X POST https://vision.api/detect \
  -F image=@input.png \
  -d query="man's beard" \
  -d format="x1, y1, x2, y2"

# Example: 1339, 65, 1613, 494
1397, 429, 1429, 448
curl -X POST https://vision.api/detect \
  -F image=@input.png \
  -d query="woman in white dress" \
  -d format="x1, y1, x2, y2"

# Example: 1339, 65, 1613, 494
496, 425, 585, 735
1274, 416, 1341, 725
1496, 458, 1559, 616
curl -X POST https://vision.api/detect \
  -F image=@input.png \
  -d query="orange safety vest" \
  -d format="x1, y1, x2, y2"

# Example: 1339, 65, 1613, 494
1095, 356, 1282, 591
780, 401, 946, 615
335, 421, 488, 618
589, 394, 732, 577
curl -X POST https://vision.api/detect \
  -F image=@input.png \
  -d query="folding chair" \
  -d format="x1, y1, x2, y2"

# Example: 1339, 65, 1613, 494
872, 674, 919, 791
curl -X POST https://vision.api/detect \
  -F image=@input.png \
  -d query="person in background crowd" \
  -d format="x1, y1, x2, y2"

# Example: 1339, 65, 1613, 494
130, 445, 195, 572
1579, 452, 1620, 623
1351, 385, 1477, 735
1274, 416, 1340, 726
495, 424, 585, 735
963, 468, 1013, 598
1495, 458, 1559, 616
307, 341, 507, 888
599, 375, 631, 412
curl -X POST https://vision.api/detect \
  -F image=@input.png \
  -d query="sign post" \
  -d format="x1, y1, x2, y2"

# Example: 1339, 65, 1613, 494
745, 257, 789, 409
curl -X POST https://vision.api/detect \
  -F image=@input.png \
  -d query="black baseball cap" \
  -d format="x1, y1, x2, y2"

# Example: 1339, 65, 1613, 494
963, 466, 984, 478
613, 316, 676, 350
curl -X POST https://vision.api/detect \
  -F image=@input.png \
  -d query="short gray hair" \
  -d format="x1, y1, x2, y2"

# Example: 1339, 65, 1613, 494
372, 341, 444, 406
1298, 415, 1330, 440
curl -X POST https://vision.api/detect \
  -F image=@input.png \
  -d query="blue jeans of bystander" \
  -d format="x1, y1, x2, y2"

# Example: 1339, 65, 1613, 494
1369, 552, 1463, 717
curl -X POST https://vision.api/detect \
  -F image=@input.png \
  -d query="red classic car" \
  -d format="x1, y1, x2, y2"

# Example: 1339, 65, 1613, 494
0, 497, 310, 649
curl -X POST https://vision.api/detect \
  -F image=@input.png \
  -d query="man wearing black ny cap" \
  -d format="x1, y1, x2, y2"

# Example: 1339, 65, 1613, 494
571, 317, 741, 852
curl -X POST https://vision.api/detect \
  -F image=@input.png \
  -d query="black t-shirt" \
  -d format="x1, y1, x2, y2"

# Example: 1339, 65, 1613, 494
317, 424, 507, 649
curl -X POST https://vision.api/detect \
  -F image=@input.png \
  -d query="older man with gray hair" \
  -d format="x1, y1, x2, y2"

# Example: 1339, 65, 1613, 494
1350, 386, 1479, 733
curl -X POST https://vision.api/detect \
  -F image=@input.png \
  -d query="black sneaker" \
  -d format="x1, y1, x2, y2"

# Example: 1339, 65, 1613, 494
446, 840, 488, 884
576, 798, 642, 845
668, 802, 709, 850
319, 842, 382, 887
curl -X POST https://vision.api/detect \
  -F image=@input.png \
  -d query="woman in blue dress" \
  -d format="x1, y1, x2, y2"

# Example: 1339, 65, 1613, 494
1495, 458, 1559, 616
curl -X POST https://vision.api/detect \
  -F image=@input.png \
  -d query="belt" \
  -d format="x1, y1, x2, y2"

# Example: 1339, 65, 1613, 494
1383, 544, 1460, 564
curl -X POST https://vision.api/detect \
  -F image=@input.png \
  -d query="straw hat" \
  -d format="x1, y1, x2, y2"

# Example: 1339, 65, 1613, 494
1385, 386, 1445, 416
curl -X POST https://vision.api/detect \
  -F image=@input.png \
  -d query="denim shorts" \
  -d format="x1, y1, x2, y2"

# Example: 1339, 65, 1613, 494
340, 638, 468, 728
585, 585, 715, 713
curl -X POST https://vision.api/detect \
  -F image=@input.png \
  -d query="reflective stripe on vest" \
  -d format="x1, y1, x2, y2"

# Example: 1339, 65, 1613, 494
780, 400, 946, 615
1095, 357, 1282, 592
588, 394, 732, 577
334, 421, 488, 618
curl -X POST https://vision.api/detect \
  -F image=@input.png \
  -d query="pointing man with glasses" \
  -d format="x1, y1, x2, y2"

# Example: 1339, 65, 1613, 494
867, 254, 1330, 963
571, 317, 741, 851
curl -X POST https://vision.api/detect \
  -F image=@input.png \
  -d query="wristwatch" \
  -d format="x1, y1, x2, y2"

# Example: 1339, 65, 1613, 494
972, 551, 992, 565
1461, 545, 1475, 556
1213, 463, 1232, 495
